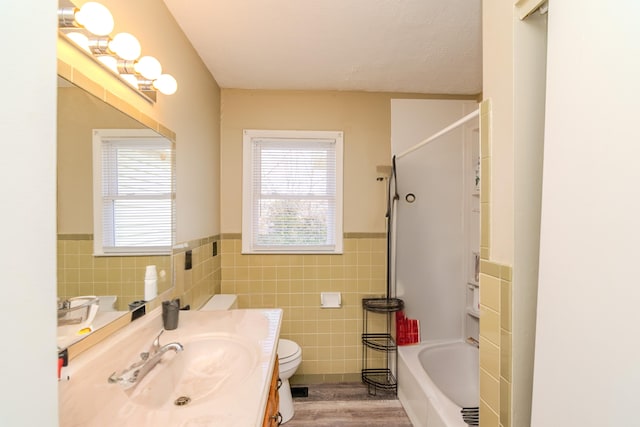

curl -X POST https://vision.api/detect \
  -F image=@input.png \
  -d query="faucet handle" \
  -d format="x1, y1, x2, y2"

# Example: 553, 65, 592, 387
138, 329, 166, 361
149, 329, 165, 353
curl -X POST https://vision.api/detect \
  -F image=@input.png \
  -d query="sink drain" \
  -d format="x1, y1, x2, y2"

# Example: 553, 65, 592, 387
174, 396, 191, 406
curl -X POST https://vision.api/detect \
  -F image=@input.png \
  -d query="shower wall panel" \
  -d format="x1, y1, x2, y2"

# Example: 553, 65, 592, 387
391, 99, 476, 342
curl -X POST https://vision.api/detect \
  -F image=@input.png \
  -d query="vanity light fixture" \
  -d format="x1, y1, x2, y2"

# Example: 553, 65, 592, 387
58, 0, 178, 99
103, 32, 141, 61
132, 56, 162, 80
58, 1, 114, 36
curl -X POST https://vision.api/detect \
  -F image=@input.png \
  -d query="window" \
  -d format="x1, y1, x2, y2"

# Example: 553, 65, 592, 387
242, 129, 343, 254
93, 129, 174, 256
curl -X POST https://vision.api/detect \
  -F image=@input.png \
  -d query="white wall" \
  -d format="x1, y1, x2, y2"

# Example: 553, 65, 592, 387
512, 8, 547, 427
391, 99, 476, 341
532, 3, 640, 425
0, 1, 58, 425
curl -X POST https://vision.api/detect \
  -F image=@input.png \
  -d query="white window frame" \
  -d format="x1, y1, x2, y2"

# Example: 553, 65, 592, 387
242, 129, 344, 254
92, 129, 174, 256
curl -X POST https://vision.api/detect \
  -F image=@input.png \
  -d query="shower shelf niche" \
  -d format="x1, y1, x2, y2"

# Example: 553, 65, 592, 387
361, 297, 404, 394
466, 308, 480, 319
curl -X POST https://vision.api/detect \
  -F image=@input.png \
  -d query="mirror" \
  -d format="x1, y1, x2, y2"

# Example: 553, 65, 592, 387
56, 76, 175, 349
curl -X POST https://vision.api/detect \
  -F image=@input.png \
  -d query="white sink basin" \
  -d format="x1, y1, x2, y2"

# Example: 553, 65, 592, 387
59, 309, 282, 427
126, 334, 260, 409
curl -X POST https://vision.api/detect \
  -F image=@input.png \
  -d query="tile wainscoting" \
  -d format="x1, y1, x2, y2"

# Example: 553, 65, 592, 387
220, 233, 388, 382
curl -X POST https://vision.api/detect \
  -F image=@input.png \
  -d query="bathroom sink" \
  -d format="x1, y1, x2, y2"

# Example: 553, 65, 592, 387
126, 334, 260, 409
59, 309, 282, 427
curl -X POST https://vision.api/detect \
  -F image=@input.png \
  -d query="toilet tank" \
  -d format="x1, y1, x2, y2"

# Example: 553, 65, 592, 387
200, 294, 238, 311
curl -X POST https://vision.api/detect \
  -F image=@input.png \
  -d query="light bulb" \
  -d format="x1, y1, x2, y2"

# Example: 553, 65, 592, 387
97, 55, 118, 73
153, 74, 178, 95
109, 33, 141, 61
120, 74, 139, 88
74, 2, 114, 36
134, 56, 162, 80
66, 32, 90, 52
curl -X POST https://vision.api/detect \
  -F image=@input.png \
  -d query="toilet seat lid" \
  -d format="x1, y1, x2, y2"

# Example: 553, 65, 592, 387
278, 339, 301, 361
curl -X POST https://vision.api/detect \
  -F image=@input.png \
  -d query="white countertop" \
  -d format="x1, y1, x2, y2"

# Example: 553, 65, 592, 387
57, 310, 127, 350
59, 308, 282, 427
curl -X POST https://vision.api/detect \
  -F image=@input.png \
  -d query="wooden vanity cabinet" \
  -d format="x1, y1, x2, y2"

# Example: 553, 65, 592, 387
262, 356, 281, 427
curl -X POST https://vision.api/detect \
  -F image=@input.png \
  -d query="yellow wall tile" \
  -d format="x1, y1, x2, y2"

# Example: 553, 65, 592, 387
480, 274, 501, 312
481, 367, 500, 412
500, 377, 512, 427
499, 265, 512, 281
501, 279, 512, 332
480, 306, 500, 346
481, 260, 501, 277
500, 330, 512, 383
480, 400, 500, 427
480, 337, 500, 379
218, 236, 386, 377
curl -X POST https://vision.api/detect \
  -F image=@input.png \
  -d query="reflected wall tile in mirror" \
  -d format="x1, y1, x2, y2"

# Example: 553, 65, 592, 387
57, 71, 176, 351
57, 234, 172, 310
172, 235, 221, 310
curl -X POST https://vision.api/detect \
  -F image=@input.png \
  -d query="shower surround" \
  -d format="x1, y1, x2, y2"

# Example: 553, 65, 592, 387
391, 99, 480, 427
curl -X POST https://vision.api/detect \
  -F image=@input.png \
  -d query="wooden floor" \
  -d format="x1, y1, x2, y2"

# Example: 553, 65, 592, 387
285, 383, 413, 427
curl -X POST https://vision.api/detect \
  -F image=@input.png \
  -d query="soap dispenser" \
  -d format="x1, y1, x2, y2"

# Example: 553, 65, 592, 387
144, 265, 158, 301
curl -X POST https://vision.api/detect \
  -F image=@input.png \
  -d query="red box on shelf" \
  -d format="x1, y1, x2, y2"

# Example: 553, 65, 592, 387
396, 311, 420, 345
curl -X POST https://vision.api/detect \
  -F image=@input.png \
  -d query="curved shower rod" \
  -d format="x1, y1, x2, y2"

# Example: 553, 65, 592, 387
395, 109, 479, 160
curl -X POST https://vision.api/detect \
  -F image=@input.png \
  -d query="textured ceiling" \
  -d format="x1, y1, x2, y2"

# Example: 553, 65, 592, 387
163, 0, 482, 95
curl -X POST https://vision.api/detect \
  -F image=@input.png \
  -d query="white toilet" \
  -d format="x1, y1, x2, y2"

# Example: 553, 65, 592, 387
277, 338, 302, 424
200, 294, 302, 424
200, 294, 238, 311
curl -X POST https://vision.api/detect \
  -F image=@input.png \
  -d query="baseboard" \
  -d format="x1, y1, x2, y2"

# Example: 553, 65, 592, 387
290, 372, 361, 385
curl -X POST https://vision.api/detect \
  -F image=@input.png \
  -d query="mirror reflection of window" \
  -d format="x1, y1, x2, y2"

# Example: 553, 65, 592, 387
92, 129, 175, 256
56, 75, 176, 350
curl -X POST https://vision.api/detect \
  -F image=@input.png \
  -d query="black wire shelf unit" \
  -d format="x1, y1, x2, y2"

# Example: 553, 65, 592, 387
361, 298, 404, 395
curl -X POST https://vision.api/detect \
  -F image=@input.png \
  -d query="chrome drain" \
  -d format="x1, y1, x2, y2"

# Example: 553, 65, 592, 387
174, 396, 191, 406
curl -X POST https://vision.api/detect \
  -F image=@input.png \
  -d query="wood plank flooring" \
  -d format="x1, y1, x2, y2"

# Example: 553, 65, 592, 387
285, 383, 413, 427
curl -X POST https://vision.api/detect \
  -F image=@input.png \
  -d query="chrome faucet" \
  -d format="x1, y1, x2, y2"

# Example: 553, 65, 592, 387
108, 330, 183, 389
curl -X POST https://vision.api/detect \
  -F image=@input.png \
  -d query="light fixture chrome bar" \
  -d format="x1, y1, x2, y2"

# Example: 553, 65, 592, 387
59, 32, 156, 103
136, 79, 154, 92
57, 7, 78, 29
87, 37, 110, 55
57, 0, 175, 100
117, 60, 136, 75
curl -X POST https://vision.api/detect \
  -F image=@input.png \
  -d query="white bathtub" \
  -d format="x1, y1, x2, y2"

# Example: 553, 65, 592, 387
398, 341, 479, 427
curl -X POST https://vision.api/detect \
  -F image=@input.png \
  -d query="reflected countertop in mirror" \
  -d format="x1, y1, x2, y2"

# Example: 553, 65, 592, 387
57, 76, 176, 349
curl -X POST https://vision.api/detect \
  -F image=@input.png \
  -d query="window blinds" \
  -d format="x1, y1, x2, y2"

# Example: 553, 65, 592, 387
100, 139, 173, 253
249, 137, 338, 252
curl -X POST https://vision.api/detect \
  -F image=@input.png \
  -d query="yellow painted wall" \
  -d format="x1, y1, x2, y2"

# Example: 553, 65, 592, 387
219, 90, 473, 234
219, 89, 397, 378
57, 85, 144, 233
481, 2, 515, 426
220, 89, 396, 234
482, 0, 514, 265
481, 2, 547, 426
62, 0, 222, 243
218, 90, 476, 378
